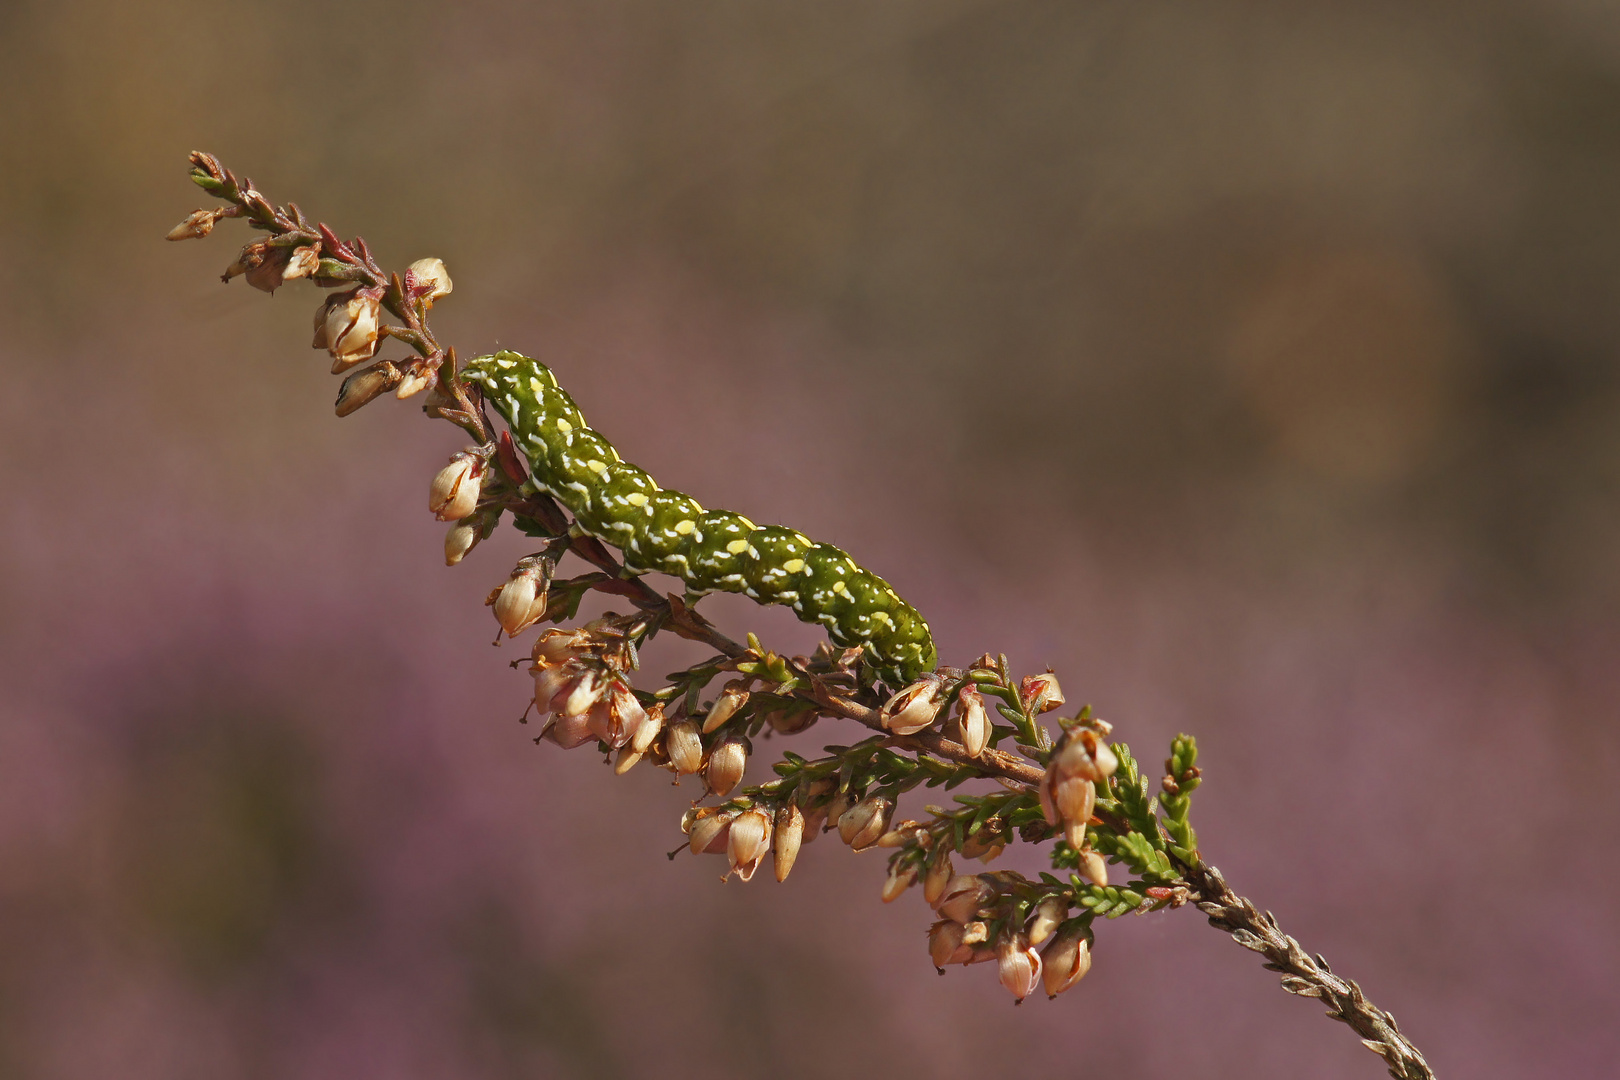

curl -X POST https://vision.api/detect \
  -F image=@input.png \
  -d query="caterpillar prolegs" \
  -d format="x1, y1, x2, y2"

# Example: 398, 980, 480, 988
463, 351, 938, 687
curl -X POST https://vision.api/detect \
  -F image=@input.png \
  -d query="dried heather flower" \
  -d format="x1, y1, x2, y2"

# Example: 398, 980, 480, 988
688, 809, 733, 856
613, 746, 642, 775
1050, 727, 1119, 785
997, 938, 1043, 1001
937, 875, 994, 924
881, 860, 917, 902
929, 919, 972, 968
956, 685, 990, 757
773, 803, 804, 882
545, 707, 595, 749
166, 208, 220, 240
837, 795, 891, 851
1019, 672, 1065, 715
727, 808, 772, 882
443, 518, 482, 566
532, 660, 579, 715
284, 243, 321, 281
1041, 926, 1092, 998
494, 564, 550, 637
823, 791, 852, 835
880, 676, 944, 736
407, 257, 453, 304
702, 680, 749, 735
601, 681, 648, 749
630, 702, 665, 755
314, 290, 382, 372
1028, 897, 1067, 946
334, 361, 401, 417
429, 455, 483, 522
705, 735, 747, 798
666, 720, 703, 776
533, 628, 591, 666
395, 372, 430, 399
923, 851, 955, 906
1077, 849, 1109, 888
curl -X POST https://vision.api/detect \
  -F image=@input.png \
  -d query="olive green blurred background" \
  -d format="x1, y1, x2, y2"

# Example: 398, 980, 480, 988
2, 1, 1617, 1077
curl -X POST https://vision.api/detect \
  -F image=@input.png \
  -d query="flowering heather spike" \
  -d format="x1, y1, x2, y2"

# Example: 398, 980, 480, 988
172, 151, 1437, 1078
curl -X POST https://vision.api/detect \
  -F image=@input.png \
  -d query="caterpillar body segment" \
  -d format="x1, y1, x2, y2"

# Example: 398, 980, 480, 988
463, 350, 937, 685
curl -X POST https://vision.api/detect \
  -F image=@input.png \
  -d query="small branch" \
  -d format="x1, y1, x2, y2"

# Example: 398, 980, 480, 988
1181, 861, 1435, 1080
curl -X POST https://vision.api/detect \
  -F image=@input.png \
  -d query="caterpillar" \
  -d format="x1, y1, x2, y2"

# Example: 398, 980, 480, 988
463, 350, 938, 687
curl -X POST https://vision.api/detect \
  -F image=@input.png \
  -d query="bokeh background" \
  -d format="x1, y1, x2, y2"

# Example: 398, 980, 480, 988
2, 1, 1617, 1076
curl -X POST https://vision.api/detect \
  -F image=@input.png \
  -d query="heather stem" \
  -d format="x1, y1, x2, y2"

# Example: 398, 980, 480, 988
1179, 861, 1436, 1080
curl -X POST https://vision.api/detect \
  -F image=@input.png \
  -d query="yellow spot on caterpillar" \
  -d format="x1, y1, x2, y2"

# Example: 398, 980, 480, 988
529, 377, 546, 394
792, 533, 811, 547
587, 460, 607, 474
737, 517, 757, 530
555, 418, 573, 434
626, 493, 648, 507
726, 539, 750, 555
675, 519, 695, 535
834, 581, 850, 596
782, 558, 805, 574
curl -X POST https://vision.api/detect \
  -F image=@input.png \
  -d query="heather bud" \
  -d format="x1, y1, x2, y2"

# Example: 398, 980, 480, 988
1077, 849, 1109, 888
334, 361, 401, 417
997, 938, 1043, 1002
444, 518, 482, 566
395, 372, 430, 399
880, 676, 944, 736
957, 685, 990, 757
936, 875, 994, 924
924, 851, 955, 906
688, 810, 732, 856
407, 257, 454, 304
823, 791, 852, 834
545, 707, 595, 749
1041, 926, 1093, 998
837, 795, 891, 851
773, 804, 804, 882
166, 208, 219, 241
314, 290, 382, 372
666, 720, 703, 776
630, 702, 665, 755
494, 565, 550, 637
613, 746, 643, 775
705, 735, 747, 798
929, 920, 972, 968
429, 455, 483, 522
1027, 897, 1067, 946
702, 681, 749, 734
1050, 728, 1119, 785
1019, 673, 1065, 715
881, 860, 917, 903
727, 808, 772, 882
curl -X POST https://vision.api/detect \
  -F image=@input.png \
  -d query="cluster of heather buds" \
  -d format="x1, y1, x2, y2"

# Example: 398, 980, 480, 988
925, 873, 1094, 1001
528, 627, 663, 763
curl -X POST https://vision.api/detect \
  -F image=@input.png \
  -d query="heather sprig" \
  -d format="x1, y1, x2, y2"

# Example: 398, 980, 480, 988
169, 152, 1435, 1078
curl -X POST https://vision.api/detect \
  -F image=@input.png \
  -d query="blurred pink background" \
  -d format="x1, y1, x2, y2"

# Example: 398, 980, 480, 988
2, 2, 1617, 1076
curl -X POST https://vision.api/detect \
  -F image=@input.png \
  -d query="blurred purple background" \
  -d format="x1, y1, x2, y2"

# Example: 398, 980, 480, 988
2, 2, 1617, 1076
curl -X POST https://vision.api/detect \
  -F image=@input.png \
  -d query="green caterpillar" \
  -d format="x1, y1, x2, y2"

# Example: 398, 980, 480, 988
463, 351, 937, 687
